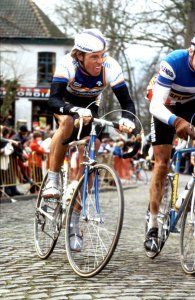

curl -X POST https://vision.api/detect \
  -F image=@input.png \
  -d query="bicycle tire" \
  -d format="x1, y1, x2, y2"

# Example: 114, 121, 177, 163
180, 184, 195, 275
65, 163, 124, 277
145, 174, 172, 259
34, 171, 63, 259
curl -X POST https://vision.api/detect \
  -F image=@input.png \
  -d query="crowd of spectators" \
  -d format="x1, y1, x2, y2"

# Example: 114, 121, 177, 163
0, 124, 53, 197
0, 123, 194, 197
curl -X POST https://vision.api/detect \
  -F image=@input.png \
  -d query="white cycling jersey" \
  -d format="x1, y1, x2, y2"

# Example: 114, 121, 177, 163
53, 53, 125, 106
150, 50, 195, 125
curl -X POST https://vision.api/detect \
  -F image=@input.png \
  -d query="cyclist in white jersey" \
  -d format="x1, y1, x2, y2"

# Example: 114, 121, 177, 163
43, 29, 136, 199
144, 37, 195, 254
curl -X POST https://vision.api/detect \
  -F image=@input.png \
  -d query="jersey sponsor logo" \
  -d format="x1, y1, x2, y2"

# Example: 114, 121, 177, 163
96, 81, 102, 86
76, 44, 92, 52
73, 81, 82, 87
151, 117, 156, 142
160, 65, 174, 78
169, 91, 194, 101
67, 86, 104, 97
102, 62, 111, 68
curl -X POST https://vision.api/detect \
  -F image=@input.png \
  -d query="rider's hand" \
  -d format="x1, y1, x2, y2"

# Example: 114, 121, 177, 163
173, 117, 195, 140
70, 107, 92, 125
119, 118, 135, 134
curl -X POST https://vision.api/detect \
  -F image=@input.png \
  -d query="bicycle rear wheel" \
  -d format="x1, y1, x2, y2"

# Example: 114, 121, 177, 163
145, 174, 172, 258
65, 163, 124, 277
34, 172, 63, 259
180, 184, 195, 275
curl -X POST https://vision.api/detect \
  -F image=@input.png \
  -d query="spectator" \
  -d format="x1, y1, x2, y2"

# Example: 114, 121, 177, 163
113, 140, 124, 158
0, 125, 23, 196
113, 139, 131, 182
14, 125, 30, 145
12, 125, 32, 184
29, 131, 45, 193
0, 125, 14, 170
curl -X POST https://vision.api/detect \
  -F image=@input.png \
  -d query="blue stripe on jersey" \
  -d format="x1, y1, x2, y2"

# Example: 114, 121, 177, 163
157, 77, 172, 88
53, 77, 68, 83
158, 50, 195, 90
112, 81, 126, 89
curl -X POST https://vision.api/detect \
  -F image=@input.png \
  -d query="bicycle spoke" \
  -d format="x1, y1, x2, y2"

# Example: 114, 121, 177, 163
34, 172, 63, 259
180, 190, 195, 274
65, 164, 124, 277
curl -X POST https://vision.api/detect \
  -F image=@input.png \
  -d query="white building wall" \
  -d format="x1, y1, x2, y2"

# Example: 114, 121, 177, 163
0, 43, 71, 87
0, 42, 72, 129
15, 98, 32, 130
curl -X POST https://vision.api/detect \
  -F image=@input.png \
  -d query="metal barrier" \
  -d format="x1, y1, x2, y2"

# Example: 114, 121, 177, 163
0, 151, 134, 201
0, 152, 42, 200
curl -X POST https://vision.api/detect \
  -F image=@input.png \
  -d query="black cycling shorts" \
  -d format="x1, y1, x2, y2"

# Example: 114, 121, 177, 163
151, 101, 195, 145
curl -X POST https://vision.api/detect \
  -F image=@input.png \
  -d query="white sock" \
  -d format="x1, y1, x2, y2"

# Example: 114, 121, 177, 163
148, 213, 158, 230
70, 180, 79, 188
70, 211, 80, 235
48, 171, 59, 184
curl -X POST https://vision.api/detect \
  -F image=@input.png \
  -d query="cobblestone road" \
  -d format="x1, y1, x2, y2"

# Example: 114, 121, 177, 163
0, 174, 194, 300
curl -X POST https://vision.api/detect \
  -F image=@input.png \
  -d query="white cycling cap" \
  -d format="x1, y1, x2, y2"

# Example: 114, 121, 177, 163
72, 29, 106, 53
191, 36, 195, 50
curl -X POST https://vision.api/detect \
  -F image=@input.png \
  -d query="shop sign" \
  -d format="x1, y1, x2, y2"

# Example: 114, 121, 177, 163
0, 87, 50, 98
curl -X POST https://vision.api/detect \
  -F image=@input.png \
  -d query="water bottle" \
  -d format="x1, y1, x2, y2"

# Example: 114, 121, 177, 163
175, 177, 194, 209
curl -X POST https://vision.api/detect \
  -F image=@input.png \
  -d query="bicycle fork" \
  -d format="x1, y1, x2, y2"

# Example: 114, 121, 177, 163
81, 165, 102, 223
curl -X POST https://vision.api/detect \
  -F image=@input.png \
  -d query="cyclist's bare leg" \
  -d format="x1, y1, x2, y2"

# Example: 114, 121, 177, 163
144, 144, 172, 252
149, 144, 172, 226
42, 114, 74, 198
49, 114, 74, 171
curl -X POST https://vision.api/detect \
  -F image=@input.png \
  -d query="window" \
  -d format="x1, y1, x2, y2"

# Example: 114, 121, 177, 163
37, 52, 56, 87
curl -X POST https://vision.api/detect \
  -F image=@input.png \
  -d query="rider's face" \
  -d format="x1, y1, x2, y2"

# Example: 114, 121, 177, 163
189, 48, 195, 70
78, 50, 105, 76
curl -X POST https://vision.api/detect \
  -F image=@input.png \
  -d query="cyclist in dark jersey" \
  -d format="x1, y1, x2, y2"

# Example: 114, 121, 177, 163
144, 37, 195, 254
43, 29, 136, 199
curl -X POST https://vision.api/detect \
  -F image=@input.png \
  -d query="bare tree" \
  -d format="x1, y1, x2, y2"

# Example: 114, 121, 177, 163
55, 0, 195, 129
0, 79, 20, 124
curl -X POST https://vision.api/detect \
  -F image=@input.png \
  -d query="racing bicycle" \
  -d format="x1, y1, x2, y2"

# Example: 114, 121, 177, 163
145, 140, 195, 275
34, 117, 125, 277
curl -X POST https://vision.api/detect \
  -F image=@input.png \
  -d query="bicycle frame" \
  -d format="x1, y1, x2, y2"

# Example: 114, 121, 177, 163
35, 111, 143, 273
81, 122, 100, 220
168, 147, 195, 232
80, 118, 121, 220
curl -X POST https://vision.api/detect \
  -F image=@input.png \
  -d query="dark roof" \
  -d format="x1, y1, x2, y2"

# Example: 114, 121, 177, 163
0, 0, 66, 39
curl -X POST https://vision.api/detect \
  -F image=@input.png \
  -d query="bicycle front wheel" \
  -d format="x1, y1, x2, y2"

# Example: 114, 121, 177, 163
34, 172, 63, 259
180, 184, 195, 275
65, 163, 124, 277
